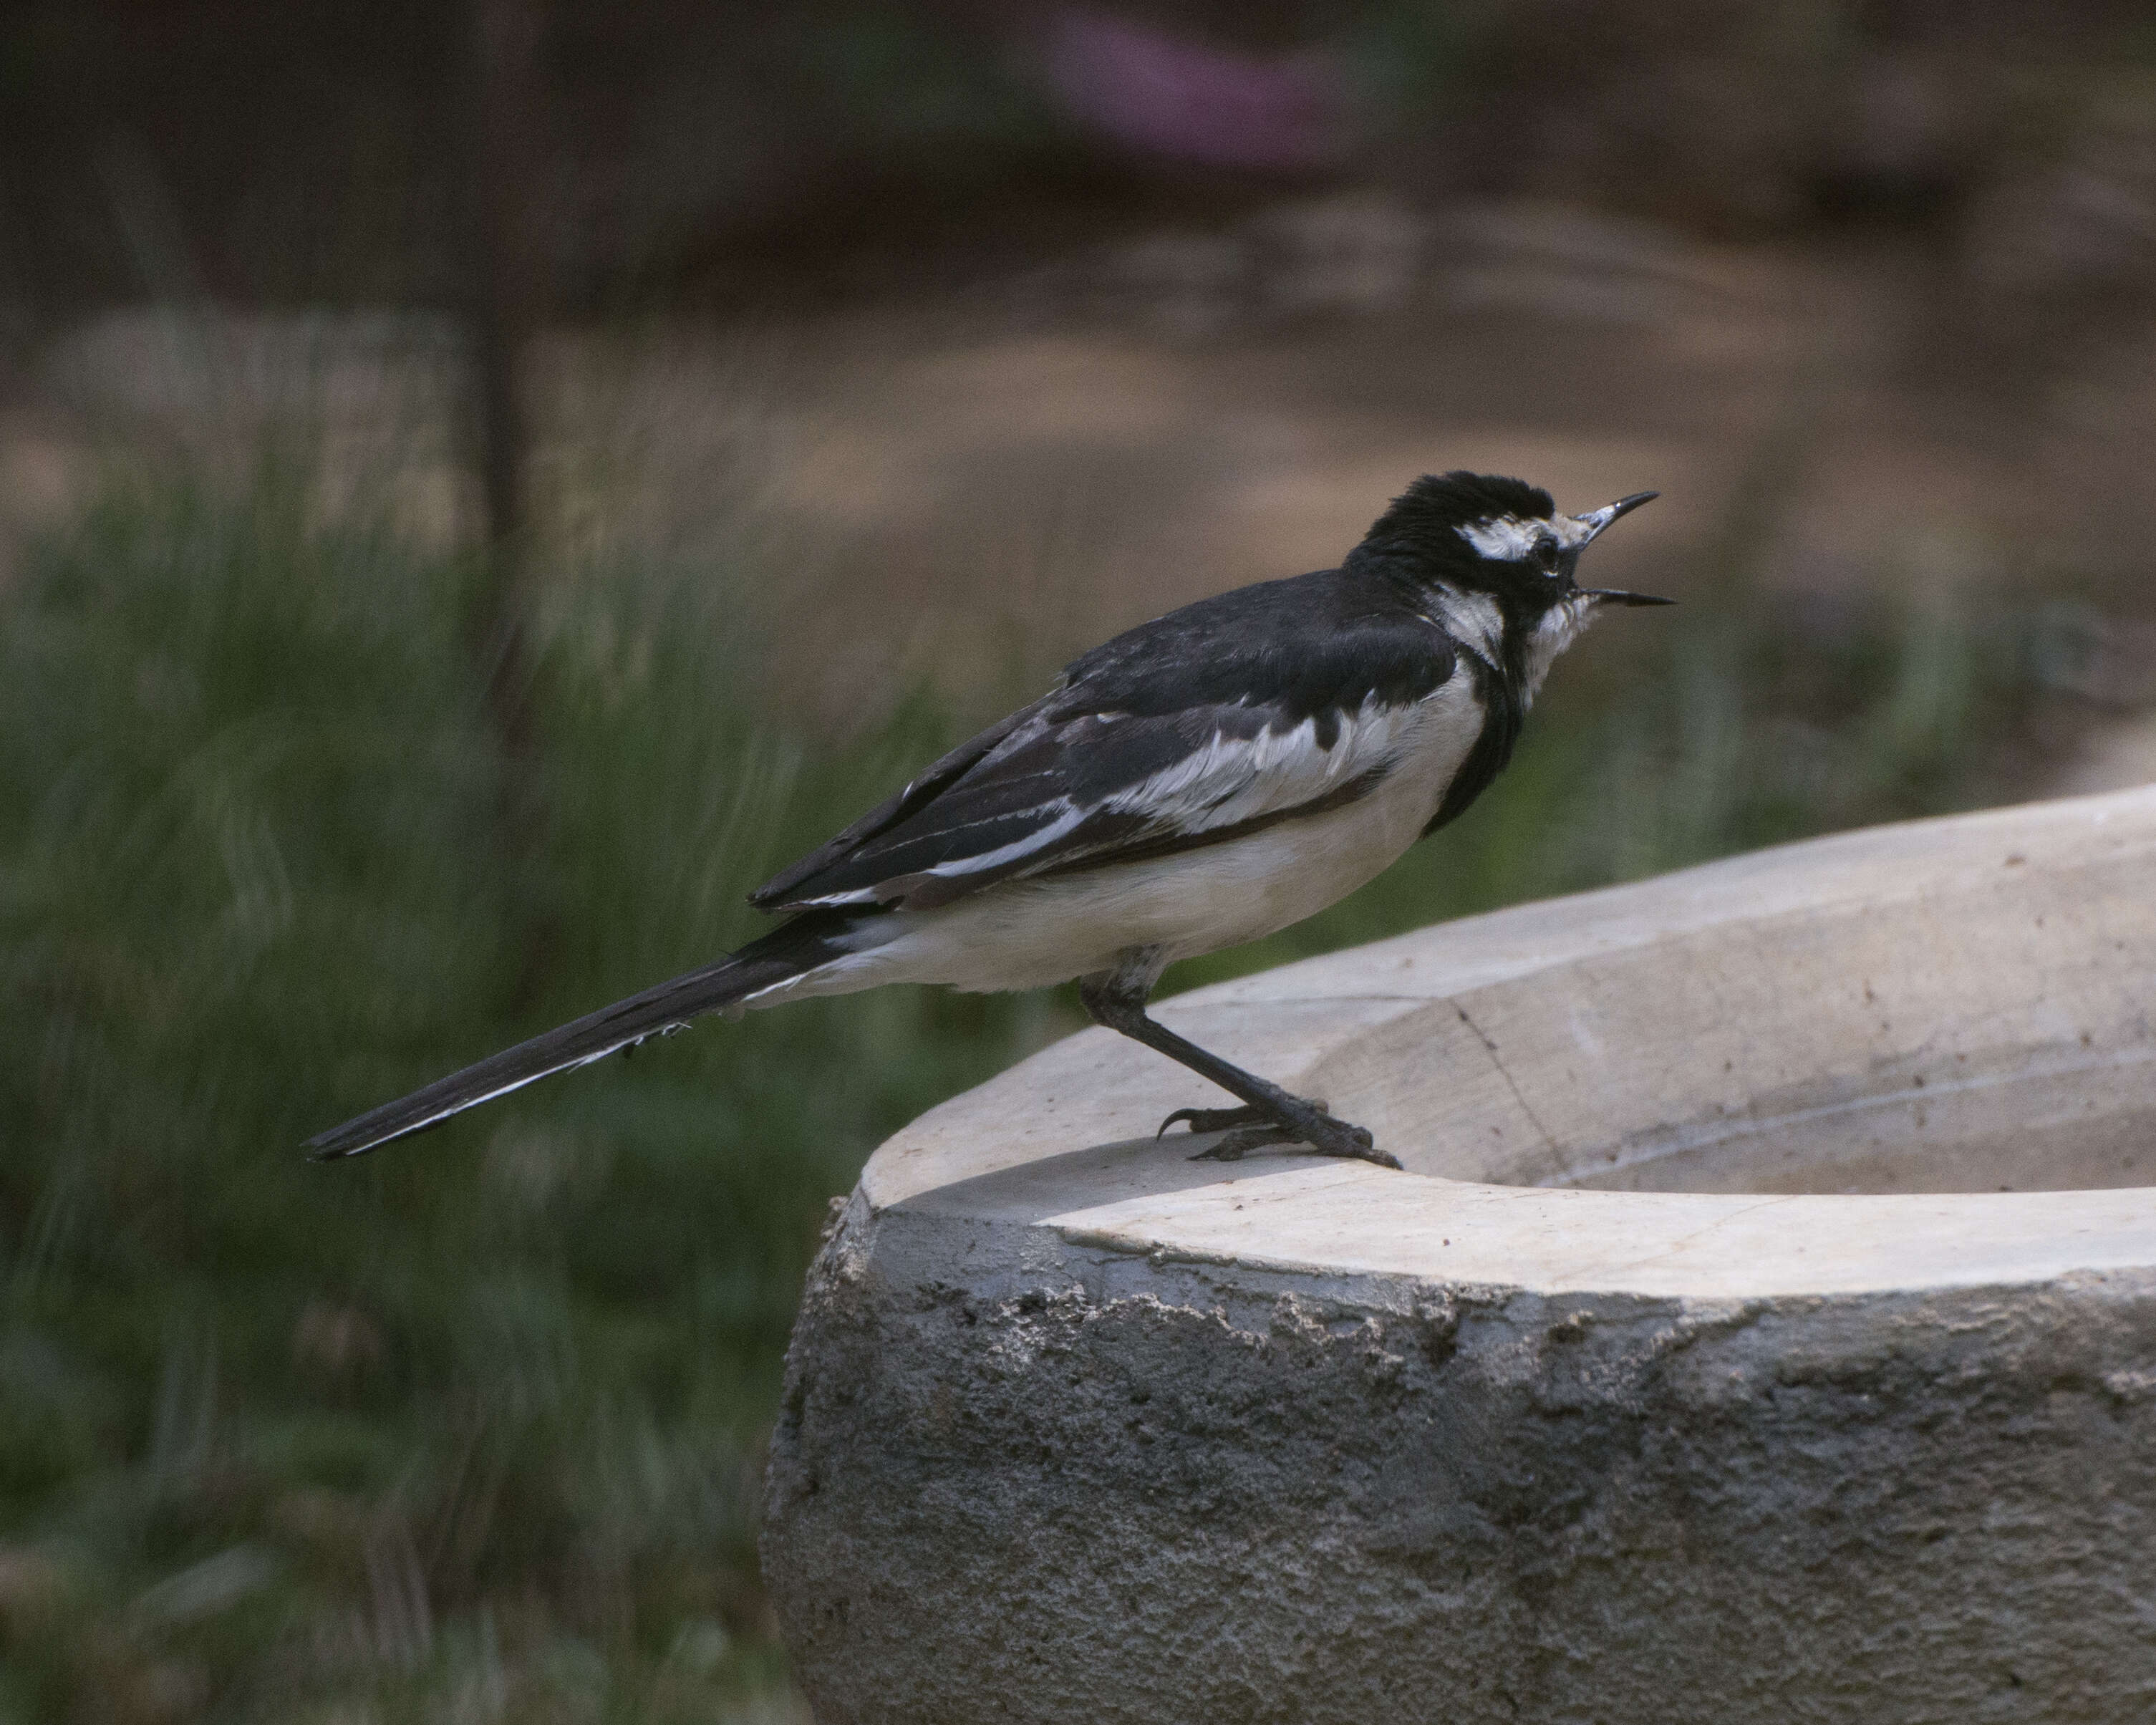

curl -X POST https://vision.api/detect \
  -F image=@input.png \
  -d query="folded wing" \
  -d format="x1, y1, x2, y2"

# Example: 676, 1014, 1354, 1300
752, 586, 1460, 914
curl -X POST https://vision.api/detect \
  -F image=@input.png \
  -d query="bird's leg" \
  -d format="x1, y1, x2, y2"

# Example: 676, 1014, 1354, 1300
1077, 957, 1400, 1171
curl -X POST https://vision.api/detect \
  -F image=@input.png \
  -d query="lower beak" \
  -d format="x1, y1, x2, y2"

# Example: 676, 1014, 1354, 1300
1583, 588, 1676, 607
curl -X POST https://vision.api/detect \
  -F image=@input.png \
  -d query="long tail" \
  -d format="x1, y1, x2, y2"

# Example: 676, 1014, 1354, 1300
305, 912, 856, 1161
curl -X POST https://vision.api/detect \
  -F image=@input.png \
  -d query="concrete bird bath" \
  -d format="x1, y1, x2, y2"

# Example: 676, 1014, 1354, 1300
761, 787, 2156, 1724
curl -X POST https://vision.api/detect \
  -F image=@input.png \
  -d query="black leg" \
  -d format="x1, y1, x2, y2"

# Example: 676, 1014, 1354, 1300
1076, 959, 1400, 1171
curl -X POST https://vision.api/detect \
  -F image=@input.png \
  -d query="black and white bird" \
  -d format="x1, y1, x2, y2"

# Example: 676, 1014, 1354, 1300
308, 470, 1666, 1167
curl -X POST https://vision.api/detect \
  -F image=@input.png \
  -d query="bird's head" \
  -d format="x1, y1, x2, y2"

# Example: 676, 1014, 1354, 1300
1348, 470, 1669, 695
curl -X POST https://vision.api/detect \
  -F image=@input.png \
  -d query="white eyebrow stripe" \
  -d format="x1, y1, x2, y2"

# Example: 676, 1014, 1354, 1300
1455, 511, 1595, 559
1456, 515, 1542, 559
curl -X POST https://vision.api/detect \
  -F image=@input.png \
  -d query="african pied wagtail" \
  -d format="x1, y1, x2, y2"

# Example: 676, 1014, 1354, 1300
308, 471, 1666, 1167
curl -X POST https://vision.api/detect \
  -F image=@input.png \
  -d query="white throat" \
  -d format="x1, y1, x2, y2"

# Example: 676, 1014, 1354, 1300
1523, 594, 1596, 701
1430, 584, 1597, 702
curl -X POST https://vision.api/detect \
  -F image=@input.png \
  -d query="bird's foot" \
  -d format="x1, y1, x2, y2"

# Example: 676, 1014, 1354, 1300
1187, 1122, 1295, 1161
1158, 1103, 1275, 1137
1164, 1099, 1400, 1171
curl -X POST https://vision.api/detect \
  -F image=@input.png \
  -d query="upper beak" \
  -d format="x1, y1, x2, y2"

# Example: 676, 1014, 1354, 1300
1571, 490, 1672, 607
1571, 490, 1659, 541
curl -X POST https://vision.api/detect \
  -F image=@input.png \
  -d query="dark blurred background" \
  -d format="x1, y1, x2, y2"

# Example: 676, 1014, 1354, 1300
4, 3, 2156, 1719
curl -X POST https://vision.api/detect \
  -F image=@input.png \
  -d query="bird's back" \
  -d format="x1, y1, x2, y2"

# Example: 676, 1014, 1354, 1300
750, 566, 1467, 916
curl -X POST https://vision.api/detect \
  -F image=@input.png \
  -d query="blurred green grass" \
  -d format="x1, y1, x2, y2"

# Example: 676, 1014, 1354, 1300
0, 458, 2037, 1721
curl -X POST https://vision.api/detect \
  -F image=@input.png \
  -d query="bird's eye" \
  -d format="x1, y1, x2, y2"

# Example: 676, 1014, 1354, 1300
1534, 538, 1563, 574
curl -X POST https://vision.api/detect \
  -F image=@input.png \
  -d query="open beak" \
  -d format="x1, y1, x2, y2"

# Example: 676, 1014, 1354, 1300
1570, 490, 1673, 607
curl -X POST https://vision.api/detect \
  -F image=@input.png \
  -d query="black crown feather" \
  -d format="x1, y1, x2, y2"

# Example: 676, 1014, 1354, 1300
1358, 472, 1555, 559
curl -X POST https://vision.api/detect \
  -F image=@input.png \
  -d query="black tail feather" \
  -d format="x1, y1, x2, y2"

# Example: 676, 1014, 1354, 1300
305, 913, 852, 1161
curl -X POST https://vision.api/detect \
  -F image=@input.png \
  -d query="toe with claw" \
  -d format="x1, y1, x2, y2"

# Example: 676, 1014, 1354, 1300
1167, 1099, 1400, 1171
1158, 1103, 1275, 1138
1187, 1122, 1297, 1162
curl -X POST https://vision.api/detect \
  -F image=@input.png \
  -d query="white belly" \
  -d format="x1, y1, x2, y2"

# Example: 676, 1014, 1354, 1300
753, 681, 1484, 1001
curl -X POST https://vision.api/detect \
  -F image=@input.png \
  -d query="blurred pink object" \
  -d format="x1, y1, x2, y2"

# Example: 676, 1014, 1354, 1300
1041, 6, 1348, 170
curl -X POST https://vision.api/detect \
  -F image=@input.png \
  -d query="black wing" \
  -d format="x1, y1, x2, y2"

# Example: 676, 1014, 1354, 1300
750, 569, 1462, 914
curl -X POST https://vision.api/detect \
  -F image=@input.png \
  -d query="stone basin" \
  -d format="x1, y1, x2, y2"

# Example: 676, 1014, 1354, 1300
762, 787, 2156, 1724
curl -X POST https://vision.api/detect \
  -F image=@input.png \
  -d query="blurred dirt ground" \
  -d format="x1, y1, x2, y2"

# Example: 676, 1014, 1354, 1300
9, 191, 2156, 797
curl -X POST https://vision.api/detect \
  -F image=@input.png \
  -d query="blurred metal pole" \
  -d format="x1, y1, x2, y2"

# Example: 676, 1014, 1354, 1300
469, 0, 540, 760
467, 0, 554, 1003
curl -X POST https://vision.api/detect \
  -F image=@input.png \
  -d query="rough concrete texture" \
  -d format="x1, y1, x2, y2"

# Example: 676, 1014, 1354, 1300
763, 788, 2156, 1724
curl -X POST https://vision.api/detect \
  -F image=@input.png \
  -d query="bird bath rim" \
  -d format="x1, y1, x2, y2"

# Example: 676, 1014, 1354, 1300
861, 785, 2156, 1303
